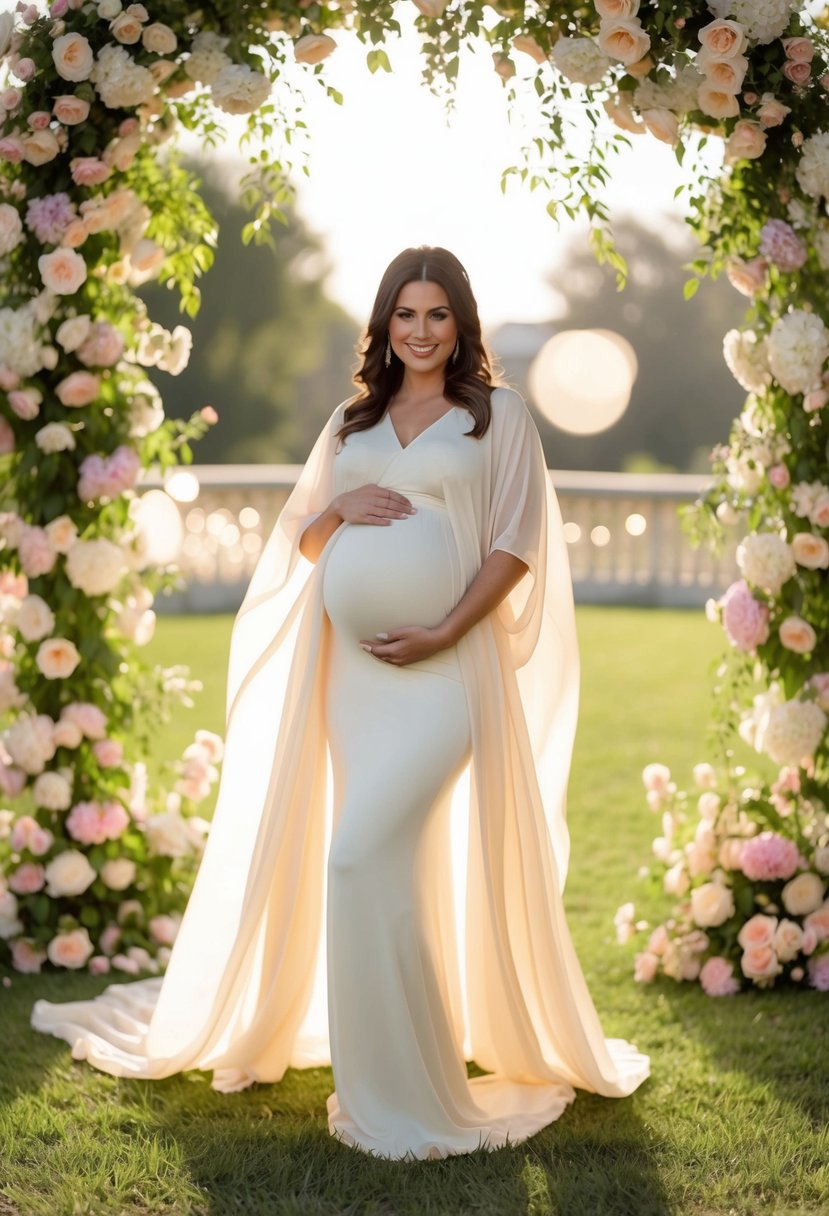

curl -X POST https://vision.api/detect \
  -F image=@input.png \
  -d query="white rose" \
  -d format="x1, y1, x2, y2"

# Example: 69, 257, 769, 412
32, 770, 72, 810
100, 857, 136, 890
691, 881, 735, 927
552, 36, 610, 85
145, 809, 192, 857
56, 314, 91, 352
781, 871, 825, 916
44, 849, 96, 897
35, 422, 76, 453
773, 918, 804, 962
17, 595, 55, 642
663, 860, 690, 896
66, 538, 127, 597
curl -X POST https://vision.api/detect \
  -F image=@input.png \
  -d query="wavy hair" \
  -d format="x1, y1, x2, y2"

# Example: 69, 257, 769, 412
336, 246, 505, 447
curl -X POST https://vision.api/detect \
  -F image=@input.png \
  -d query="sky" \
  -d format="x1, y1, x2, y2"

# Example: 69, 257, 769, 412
1, 0, 713, 331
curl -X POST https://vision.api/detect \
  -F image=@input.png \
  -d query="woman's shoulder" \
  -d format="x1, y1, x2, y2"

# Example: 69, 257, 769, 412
488, 384, 533, 429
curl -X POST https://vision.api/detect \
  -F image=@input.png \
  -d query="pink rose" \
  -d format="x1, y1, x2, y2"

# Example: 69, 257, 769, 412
76, 321, 124, 367
27, 111, 52, 131
66, 799, 129, 845
70, 157, 111, 187
719, 580, 769, 651
92, 738, 124, 767
53, 94, 90, 124
8, 389, 42, 420
88, 955, 111, 975
61, 701, 107, 739
783, 59, 811, 85
804, 903, 829, 940
56, 371, 99, 407
741, 943, 782, 983
633, 951, 659, 983
804, 389, 829, 413
148, 913, 180, 946
740, 833, 800, 882
11, 938, 46, 973
699, 956, 740, 996
8, 862, 46, 894
737, 913, 778, 950
0, 416, 15, 456
759, 219, 807, 272
99, 923, 121, 954
201, 405, 219, 424
47, 927, 94, 969
782, 37, 814, 63
779, 615, 817, 654
18, 525, 57, 577
0, 88, 22, 111
767, 464, 790, 489
111, 952, 141, 974
807, 953, 829, 990
14, 58, 36, 83
0, 137, 24, 164
0, 765, 27, 797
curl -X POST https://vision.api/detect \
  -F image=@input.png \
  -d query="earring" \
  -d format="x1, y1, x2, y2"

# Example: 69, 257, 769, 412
384, 335, 392, 368
451, 338, 459, 364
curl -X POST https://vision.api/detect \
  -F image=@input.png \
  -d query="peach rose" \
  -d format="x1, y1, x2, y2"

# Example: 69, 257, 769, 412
779, 615, 816, 654
10, 938, 46, 973
110, 13, 143, 43
100, 857, 136, 890
142, 22, 177, 54
756, 93, 791, 128
38, 246, 87, 295
726, 120, 767, 162
783, 60, 811, 85
698, 81, 740, 119
804, 389, 829, 413
62, 219, 88, 248
55, 370, 99, 406
634, 951, 659, 982
804, 900, 829, 940
642, 108, 679, 145
691, 881, 735, 927
47, 926, 93, 969
773, 918, 804, 961
53, 718, 83, 748
782, 872, 825, 916
698, 18, 747, 58
698, 49, 748, 93
8, 389, 41, 421
810, 491, 829, 528
293, 33, 337, 64
511, 34, 547, 64
791, 532, 829, 569
88, 955, 111, 975
52, 32, 94, 82
724, 255, 768, 295
93, 738, 123, 767
45, 515, 78, 554
52, 94, 89, 124
595, 0, 640, 16
21, 129, 60, 166
740, 943, 782, 982
36, 637, 81, 679
642, 762, 671, 794
148, 913, 180, 945
597, 18, 650, 65
70, 157, 111, 186
737, 913, 777, 949
8, 862, 46, 894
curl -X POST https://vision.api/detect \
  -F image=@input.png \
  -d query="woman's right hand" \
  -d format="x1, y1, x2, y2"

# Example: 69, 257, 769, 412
332, 484, 416, 526
299, 485, 415, 562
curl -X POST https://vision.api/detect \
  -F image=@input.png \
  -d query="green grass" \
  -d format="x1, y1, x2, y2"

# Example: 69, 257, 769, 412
1, 608, 828, 1216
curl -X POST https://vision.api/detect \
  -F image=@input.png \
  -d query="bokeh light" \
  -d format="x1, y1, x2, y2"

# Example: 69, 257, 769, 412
133, 490, 184, 564
528, 328, 639, 435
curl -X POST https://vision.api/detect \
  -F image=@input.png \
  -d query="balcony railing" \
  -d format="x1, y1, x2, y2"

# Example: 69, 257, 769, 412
138, 466, 738, 612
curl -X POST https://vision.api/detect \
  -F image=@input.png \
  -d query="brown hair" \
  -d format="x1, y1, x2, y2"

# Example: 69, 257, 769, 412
336, 245, 505, 446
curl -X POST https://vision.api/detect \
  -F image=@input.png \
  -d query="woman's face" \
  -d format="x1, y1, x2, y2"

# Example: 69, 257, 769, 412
387, 280, 458, 374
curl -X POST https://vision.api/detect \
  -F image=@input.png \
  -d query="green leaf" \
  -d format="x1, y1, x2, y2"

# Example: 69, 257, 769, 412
683, 277, 701, 300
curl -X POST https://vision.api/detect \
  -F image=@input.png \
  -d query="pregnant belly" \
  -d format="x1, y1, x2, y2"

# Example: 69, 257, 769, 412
322, 501, 459, 644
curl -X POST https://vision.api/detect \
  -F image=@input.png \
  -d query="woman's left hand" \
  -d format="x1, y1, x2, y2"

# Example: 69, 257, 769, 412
359, 625, 450, 666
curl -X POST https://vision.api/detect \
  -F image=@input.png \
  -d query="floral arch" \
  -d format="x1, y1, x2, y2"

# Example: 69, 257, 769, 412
0, 0, 828, 992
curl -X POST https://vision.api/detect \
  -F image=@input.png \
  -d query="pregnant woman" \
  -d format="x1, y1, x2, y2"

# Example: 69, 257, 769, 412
31, 246, 649, 1160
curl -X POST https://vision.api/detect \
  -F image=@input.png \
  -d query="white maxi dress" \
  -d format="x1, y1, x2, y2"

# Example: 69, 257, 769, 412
31, 385, 650, 1161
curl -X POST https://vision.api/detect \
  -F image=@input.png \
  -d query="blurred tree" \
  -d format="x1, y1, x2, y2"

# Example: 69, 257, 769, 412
139, 159, 359, 464
492, 216, 747, 473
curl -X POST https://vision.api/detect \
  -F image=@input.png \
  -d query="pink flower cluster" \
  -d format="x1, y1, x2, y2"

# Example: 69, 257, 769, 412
759, 219, 807, 272
739, 831, 801, 882
10, 813, 54, 856
720, 580, 770, 651
699, 955, 740, 996
66, 799, 130, 846
77, 445, 140, 502
25, 192, 77, 244
77, 322, 124, 368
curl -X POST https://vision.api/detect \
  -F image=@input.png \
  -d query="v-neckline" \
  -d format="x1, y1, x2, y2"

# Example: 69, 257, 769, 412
385, 404, 457, 452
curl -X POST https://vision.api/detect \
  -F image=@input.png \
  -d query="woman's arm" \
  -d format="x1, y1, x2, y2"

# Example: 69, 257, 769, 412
362, 549, 528, 665
299, 484, 416, 563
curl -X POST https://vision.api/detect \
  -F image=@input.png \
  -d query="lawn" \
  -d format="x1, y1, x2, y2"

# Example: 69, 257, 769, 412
1, 608, 827, 1216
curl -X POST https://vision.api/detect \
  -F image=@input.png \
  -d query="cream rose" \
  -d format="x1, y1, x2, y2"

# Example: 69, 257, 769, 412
17, 595, 55, 642
22, 129, 60, 166
36, 637, 81, 679
641, 108, 678, 145
597, 18, 650, 65
44, 848, 96, 897
52, 32, 94, 82
53, 94, 91, 125
32, 770, 72, 810
782, 871, 825, 916
0, 203, 23, 257
779, 615, 816, 654
35, 422, 76, 453
691, 881, 735, 927
38, 247, 87, 295
142, 22, 177, 54
774, 918, 804, 962
294, 33, 337, 64
756, 93, 791, 128
47, 926, 93, 969
45, 515, 78, 553
698, 51, 748, 93
726, 120, 767, 162
110, 12, 143, 43
595, 0, 640, 15
698, 18, 747, 58
100, 857, 136, 890
791, 532, 829, 569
